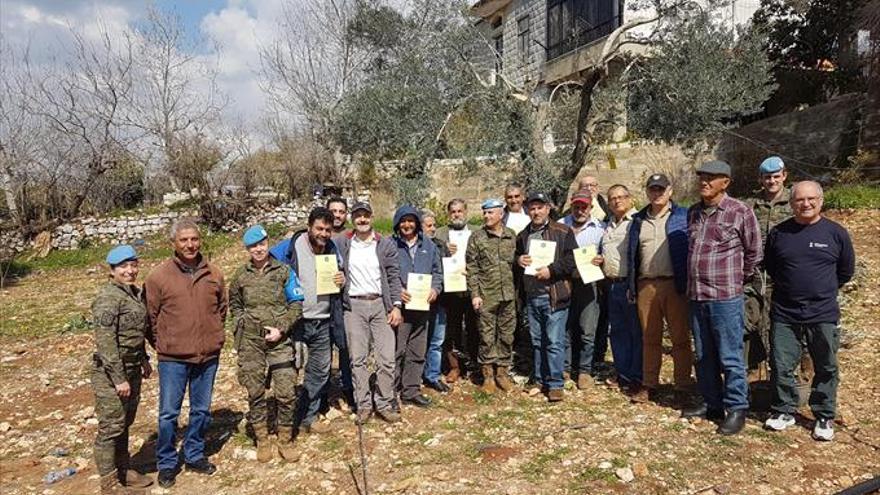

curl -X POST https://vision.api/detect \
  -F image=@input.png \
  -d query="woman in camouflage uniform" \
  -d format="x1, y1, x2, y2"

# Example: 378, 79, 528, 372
91, 245, 153, 494
229, 225, 303, 463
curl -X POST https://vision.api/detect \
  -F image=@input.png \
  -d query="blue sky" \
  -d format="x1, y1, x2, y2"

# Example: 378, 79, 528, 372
0, 0, 299, 131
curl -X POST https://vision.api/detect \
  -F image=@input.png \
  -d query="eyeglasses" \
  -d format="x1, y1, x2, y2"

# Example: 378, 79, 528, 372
608, 195, 630, 201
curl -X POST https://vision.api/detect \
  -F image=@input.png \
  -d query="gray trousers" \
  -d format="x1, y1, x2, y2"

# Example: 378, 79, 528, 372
345, 298, 396, 412
396, 310, 429, 400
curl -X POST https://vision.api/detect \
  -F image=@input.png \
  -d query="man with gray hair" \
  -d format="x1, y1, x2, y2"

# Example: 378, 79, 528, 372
763, 181, 854, 441
145, 219, 227, 488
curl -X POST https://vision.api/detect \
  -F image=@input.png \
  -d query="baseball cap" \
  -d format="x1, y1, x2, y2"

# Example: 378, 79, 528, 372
645, 174, 671, 189
570, 189, 592, 205
350, 201, 373, 215
525, 192, 551, 205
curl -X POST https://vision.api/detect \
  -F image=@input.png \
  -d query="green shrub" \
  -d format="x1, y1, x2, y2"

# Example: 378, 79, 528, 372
824, 184, 880, 210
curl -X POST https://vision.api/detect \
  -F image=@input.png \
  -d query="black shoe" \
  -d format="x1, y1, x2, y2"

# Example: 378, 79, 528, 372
157, 469, 177, 488
717, 410, 747, 435
425, 380, 450, 393
402, 394, 432, 408
681, 404, 725, 421
185, 458, 217, 475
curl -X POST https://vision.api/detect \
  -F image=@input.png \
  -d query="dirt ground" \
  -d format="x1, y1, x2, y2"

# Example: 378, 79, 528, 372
0, 210, 878, 495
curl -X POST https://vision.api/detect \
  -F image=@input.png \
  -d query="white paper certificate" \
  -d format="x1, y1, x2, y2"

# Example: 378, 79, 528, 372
448, 229, 472, 262
574, 245, 604, 284
524, 239, 556, 276
442, 257, 467, 293
315, 254, 340, 295
405, 273, 432, 311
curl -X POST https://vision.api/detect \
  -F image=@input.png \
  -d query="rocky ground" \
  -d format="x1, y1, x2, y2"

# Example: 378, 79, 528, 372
0, 210, 878, 495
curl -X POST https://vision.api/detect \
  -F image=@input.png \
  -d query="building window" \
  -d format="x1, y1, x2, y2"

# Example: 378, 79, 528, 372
518, 15, 531, 65
494, 33, 504, 74
546, 0, 623, 60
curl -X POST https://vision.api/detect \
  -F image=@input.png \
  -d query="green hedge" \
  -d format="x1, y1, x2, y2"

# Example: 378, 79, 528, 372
824, 184, 880, 210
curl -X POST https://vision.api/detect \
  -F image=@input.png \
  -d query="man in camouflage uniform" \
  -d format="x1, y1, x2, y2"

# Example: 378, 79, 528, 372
92, 245, 153, 494
466, 199, 518, 393
744, 156, 794, 379
229, 225, 303, 463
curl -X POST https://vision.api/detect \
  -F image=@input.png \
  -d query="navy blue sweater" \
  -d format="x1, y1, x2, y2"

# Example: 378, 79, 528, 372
764, 217, 855, 324
626, 202, 689, 296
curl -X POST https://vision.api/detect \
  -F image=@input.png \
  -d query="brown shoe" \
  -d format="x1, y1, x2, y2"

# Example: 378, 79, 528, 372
495, 366, 514, 392
547, 389, 564, 402
577, 374, 594, 390
118, 469, 153, 488
253, 424, 274, 463
100, 472, 129, 494
563, 371, 571, 381
277, 426, 301, 462
630, 385, 651, 404
377, 408, 401, 423
481, 365, 497, 394
300, 420, 332, 435
445, 353, 461, 383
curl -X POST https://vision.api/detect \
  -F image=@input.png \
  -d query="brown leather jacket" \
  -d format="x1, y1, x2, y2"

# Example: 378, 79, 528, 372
145, 255, 227, 363
515, 221, 578, 311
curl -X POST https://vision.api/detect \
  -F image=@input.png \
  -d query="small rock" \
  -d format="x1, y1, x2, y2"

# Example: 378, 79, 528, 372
632, 461, 649, 477
0, 422, 11, 433
325, 408, 343, 421
598, 461, 613, 470
320, 462, 334, 473
714, 484, 732, 494
615, 467, 634, 483
85, 418, 99, 426
232, 447, 257, 461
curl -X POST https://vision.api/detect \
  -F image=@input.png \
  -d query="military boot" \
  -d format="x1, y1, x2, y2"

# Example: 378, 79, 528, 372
481, 365, 496, 394
117, 469, 153, 489
100, 472, 132, 494
446, 352, 461, 383
253, 424, 274, 463
495, 366, 514, 392
276, 426, 301, 462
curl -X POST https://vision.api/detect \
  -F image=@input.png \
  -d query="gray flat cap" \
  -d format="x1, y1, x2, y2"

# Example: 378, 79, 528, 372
696, 160, 732, 177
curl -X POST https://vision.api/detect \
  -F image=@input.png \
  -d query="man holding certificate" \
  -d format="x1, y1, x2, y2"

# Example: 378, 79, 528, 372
558, 189, 606, 390
515, 193, 578, 402
269, 207, 346, 434
391, 206, 443, 408
465, 199, 518, 394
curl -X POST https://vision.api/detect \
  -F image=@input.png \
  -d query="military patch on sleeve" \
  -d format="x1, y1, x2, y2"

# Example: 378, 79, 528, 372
97, 310, 117, 327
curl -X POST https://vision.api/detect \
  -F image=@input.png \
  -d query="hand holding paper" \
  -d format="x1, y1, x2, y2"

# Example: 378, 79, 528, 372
524, 239, 556, 276
574, 245, 605, 284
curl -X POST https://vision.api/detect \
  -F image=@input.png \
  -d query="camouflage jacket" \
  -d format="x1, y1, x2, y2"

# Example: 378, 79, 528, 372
91, 282, 148, 385
465, 226, 517, 304
229, 257, 302, 337
746, 188, 793, 244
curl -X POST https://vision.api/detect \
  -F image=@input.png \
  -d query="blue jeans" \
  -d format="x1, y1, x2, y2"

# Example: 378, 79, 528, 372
527, 295, 569, 391
293, 318, 332, 427
423, 307, 446, 384
608, 280, 643, 384
157, 359, 218, 471
689, 297, 749, 411
564, 283, 600, 376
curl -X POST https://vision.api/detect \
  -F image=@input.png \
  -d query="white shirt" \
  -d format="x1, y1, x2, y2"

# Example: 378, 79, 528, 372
348, 235, 383, 296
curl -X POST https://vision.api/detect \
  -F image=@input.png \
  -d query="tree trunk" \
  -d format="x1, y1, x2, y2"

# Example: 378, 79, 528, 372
0, 159, 20, 226
569, 68, 604, 181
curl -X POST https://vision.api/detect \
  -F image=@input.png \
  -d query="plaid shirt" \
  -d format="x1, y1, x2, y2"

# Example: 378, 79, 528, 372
687, 195, 762, 301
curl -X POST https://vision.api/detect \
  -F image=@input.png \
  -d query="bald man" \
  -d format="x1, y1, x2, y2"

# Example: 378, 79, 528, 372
763, 181, 854, 442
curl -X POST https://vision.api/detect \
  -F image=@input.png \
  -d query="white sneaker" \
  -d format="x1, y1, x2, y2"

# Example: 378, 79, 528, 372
764, 413, 796, 431
812, 418, 835, 441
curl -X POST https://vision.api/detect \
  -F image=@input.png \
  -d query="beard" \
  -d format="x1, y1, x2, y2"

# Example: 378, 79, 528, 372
450, 218, 467, 229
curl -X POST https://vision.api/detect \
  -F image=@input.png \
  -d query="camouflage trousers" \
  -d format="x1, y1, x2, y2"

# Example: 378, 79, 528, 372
236, 331, 298, 428
92, 362, 142, 476
478, 300, 516, 366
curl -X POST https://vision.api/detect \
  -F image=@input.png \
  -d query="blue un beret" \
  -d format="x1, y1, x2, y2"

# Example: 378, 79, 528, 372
106, 245, 138, 266
481, 198, 504, 210
759, 156, 785, 174
242, 224, 268, 247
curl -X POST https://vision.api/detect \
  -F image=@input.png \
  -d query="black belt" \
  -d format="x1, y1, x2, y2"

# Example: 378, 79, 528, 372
608, 277, 627, 283
351, 294, 381, 300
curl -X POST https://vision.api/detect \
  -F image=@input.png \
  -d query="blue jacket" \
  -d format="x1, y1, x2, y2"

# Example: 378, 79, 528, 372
626, 202, 689, 296
269, 230, 344, 329
392, 205, 443, 295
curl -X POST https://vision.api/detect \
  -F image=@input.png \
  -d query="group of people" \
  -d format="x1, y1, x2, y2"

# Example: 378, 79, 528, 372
90, 156, 855, 493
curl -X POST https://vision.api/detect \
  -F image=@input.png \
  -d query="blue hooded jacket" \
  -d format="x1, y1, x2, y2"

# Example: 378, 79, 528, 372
392, 205, 443, 295
626, 202, 689, 296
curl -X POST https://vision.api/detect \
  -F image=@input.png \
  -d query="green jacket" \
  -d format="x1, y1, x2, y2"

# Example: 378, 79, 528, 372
465, 226, 517, 305
229, 257, 302, 337
747, 188, 793, 244
91, 282, 148, 386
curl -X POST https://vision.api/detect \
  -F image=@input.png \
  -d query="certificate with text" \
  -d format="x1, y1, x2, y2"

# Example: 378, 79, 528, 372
525, 239, 556, 276
406, 273, 432, 311
448, 229, 472, 263
315, 254, 340, 295
442, 257, 467, 293
574, 245, 604, 284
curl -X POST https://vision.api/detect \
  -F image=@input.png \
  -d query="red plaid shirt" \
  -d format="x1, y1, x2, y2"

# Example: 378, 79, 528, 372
687, 195, 762, 301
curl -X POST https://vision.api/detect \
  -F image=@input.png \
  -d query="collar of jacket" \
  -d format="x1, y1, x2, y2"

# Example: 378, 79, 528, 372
484, 225, 513, 238
636, 201, 679, 219
346, 230, 383, 241
751, 187, 791, 207
110, 280, 141, 299
172, 253, 207, 273
245, 256, 283, 273
394, 232, 424, 247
